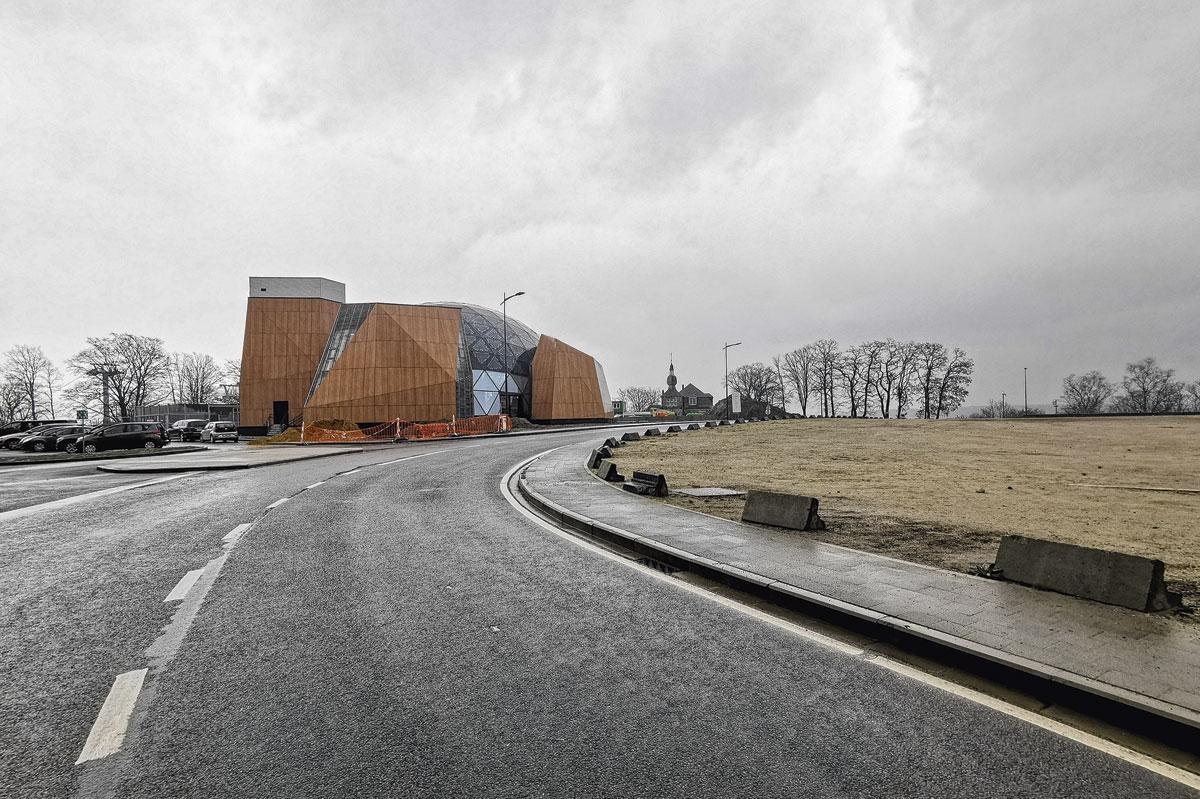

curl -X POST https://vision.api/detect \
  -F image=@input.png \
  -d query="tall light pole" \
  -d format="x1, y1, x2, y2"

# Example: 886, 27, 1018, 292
86, 363, 120, 424
1001, 392, 1007, 419
723, 341, 741, 420
501, 291, 525, 416
1023, 367, 1028, 415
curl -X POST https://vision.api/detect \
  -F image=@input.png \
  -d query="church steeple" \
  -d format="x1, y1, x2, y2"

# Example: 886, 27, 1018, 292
665, 355, 678, 393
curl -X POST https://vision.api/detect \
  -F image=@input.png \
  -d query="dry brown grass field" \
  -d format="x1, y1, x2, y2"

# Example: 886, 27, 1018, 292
607, 416, 1200, 615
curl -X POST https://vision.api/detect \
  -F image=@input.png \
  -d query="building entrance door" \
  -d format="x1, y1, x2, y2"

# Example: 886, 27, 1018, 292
272, 401, 289, 426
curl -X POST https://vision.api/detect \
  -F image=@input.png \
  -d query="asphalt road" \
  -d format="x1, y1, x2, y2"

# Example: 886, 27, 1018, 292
1, 430, 1194, 798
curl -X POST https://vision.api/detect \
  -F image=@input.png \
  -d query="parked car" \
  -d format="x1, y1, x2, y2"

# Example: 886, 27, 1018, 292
57, 427, 101, 453
200, 421, 239, 443
19, 425, 89, 452
0, 419, 74, 438
1, 423, 75, 450
167, 418, 210, 442
71, 422, 168, 453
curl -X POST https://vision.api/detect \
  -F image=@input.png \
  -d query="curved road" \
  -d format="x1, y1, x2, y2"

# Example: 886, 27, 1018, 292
1, 431, 1194, 798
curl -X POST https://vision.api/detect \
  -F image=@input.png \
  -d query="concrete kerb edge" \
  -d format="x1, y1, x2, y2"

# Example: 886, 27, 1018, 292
0, 445, 209, 468
515, 444, 1200, 733
96, 447, 364, 473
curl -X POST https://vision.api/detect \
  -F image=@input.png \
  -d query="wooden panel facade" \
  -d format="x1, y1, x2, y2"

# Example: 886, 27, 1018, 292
240, 297, 340, 428
530, 335, 611, 421
304, 304, 461, 423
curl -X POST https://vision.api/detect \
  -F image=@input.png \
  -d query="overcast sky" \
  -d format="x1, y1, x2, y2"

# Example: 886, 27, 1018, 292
2, 1, 1198, 409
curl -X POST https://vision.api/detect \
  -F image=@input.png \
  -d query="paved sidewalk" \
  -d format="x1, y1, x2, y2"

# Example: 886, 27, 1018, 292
521, 437, 1200, 729
96, 445, 364, 472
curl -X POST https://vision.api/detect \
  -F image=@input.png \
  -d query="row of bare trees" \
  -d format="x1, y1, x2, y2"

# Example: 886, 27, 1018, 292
1060, 358, 1200, 415
0, 335, 240, 424
768, 339, 974, 419
615, 340, 975, 419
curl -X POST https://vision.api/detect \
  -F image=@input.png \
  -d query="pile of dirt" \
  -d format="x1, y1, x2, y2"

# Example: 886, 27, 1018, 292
308, 419, 360, 431
249, 427, 302, 446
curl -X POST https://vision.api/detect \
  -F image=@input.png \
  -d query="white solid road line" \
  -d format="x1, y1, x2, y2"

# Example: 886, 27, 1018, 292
499, 451, 1200, 792
0, 473, 197, 523
266, 497, 289, 510
304, 481, 325, 490
164, 568, 206, 602
873, 659, 1200, 790
376, 441, 484, 467
222, 522, 252, 545
75, 668, 148, 765
341, 469, 362, 475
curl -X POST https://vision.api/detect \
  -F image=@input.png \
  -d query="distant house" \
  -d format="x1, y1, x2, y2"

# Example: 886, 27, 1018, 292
658, 360, 713, 412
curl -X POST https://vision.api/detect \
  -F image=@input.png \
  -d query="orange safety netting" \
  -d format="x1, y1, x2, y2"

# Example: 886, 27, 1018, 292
302, 415, 510, 443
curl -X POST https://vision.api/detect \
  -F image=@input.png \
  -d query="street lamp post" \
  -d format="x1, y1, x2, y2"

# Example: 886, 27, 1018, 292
723, 341, 741, 420
501, 291, 525, 416
1001, 392, 1007, 419
1023, 367, 1028, 415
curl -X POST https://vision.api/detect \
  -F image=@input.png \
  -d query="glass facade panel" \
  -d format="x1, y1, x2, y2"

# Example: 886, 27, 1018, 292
427, 302, 539, 417
306, 303, 374, 404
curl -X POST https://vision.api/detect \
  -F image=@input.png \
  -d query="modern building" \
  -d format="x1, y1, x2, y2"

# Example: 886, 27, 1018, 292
658, 360, 713, 412
239, 277, 611, 433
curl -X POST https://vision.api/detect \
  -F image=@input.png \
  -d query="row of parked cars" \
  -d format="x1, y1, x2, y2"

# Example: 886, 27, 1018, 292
0, 419, 239, 453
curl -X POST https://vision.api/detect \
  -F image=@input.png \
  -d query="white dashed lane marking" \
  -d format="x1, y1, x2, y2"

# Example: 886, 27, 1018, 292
222, 523, 252, 545
163, 568, 205, 602
265, 497, 289, 510
75, 669, 147, 765
304, 481, 325, 490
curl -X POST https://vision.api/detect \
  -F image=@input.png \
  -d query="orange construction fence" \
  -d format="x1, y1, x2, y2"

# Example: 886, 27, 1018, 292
302, 415, 510, 443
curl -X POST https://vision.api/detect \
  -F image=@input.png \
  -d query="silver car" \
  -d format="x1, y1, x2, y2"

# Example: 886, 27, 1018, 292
200, 421, 239, 443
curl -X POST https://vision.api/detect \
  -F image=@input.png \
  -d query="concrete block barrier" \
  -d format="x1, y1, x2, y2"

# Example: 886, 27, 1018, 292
587, 446, 614, 470
595, 459, 624, 482
741, 490, 825, 531
644, 427, 662, 437
686, 423, 701, 430
666, 425, 682, 433
704, 421, 719, 428
621, 432, 641, 442
994, 535, 1182, 612
621, 470, 669, 497
604, 437, 622, 449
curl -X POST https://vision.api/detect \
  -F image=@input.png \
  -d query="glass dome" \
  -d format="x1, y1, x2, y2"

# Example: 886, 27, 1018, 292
426, 302, 539, 418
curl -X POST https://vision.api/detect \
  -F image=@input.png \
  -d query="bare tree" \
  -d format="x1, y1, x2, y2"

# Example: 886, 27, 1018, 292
892, 341, 920, 418
781, 345, 815, 416
221, 358, 242, 401
616, 385, 659, 413
728, 363, 783, 404
834, 347, 866, 417
43, 360, 61, 418
171, 352, 222, 404
810, 339, 840, 417
2, 345, 54, 420
770, 355, 791, 413
858, 340, 884, 418
68, 333, 173, 420
912, 342, 948, 420
1111, 357, 1183, 414
933, 347, 974, 418
1184, 381, 1200, 413
1059, 371, 1115, 414
871, 339, 903, 418
0, 378, 26, 423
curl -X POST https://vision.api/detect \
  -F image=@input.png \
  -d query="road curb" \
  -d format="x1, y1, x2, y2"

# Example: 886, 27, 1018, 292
515, 453, 1200, 733
0, 446, 209, 468
96, 448, 364, 473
